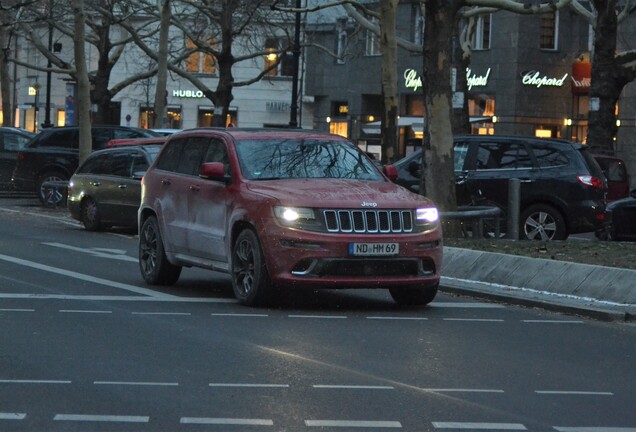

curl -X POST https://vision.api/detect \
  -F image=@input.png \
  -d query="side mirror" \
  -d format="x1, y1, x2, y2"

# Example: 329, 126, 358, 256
199, 162, 228, 182
132, 170, 146, 180
383, 165, 398, 181
407, 160, 421, 177
630, 189, 636, 199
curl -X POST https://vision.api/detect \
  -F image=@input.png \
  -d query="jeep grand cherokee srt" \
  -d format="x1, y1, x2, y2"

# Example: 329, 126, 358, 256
138, 128, 442, 306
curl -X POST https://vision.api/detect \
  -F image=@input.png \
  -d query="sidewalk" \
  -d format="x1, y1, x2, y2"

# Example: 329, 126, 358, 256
441, 247, 636, 322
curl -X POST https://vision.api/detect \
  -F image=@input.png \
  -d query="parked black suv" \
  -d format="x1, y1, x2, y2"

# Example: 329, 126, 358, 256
393, 135, 607, 240
11, 126, 159, 204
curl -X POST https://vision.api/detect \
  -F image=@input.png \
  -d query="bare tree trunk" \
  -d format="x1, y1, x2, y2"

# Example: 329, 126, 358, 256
153, 0, 170, 129
451, 15, 471, 135
379, 0, 399, 164
422, 0, 463, 236
73, 0, 92, 165
211, 2, 235, 127
0, 11, 13, 127
587, 0, 629, 152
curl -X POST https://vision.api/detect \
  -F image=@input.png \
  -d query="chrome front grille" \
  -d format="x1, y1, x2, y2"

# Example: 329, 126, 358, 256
323, 209, 413, 233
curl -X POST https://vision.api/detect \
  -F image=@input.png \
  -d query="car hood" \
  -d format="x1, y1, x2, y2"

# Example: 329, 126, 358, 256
245, 179, 435, 208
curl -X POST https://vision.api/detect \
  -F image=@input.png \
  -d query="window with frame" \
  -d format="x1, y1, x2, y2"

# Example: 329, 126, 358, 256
365, 19, 380, 56
540, 11, 558, 50
476, 142, 532, 170
264, 38, 294, 77
336, 29, 347, 64
185, 39, 216, 74
473, 14, 491, 50
412, 5, 424, 45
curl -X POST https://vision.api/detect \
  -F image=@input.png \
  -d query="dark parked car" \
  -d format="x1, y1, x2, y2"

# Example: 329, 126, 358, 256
603, 189, 636, 241
593, 154, 630, 202
393, 135, 607, 240
138, 128, 442, 306
11, 126, 159, 204
67, 144, 162, 231
0, 127, 35, 190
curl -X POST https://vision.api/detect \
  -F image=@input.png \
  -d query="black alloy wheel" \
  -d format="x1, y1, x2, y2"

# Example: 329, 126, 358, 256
231, 229, 273, 306
139, 216, 181, 285
37, 171, 67, 206
80, 197, 102, 231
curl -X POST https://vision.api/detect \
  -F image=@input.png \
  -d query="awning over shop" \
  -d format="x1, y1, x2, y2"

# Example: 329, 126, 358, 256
361, 116, 424, 135
362, 115, 493, 135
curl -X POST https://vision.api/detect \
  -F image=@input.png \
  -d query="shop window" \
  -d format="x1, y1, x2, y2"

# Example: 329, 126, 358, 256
473, 14, 491, 50
139, 107, 155, 129
329, 120, 348, 138
197, 107, 237, 127
540, 11, 558, 50
185, 38, 216, 74
166, 107, 182, 129
365, 19, 380, 56
412, 5, 424, 45
264, 38, 294, 77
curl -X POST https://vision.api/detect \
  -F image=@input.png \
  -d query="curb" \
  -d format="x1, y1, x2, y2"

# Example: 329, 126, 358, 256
441, 247, 636, 322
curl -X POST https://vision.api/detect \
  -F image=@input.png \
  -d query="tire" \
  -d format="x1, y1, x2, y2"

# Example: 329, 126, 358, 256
80, 197, 102, 231
389, 283, 438, 306
138, 216, 181, 285
37, 171, 68, 206
231, 229, 273, 307
520, 204, 567, 241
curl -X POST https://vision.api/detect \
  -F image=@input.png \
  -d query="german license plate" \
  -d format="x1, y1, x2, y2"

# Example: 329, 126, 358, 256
349, 242, 399, 256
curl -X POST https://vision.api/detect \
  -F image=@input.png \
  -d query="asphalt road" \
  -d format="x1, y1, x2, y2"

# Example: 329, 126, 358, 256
1, 199, 635, 432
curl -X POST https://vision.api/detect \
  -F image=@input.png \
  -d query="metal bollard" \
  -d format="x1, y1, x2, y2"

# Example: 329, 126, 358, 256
507, 178, 520, 240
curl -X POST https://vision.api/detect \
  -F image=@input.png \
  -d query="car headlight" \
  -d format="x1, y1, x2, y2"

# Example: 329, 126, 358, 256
274, 206, 316, 223
416, 207, 439, 223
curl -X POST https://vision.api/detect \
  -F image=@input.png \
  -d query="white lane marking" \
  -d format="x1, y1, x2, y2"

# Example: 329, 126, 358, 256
433, 302, 505, 308
424, 388, 504, 393
94, 381, 179, 386
181, 417, 274, 425
288, 314, 347, 319
43, 243, 138, 262
0, 294, 234, 303
305, 420, 402, 428
54, 414, 149, 423
523, 320, 585, 324
209, 383, 289, 388
433, 422, 526, 430
0, 380, 71, 384
211, 313, 269, 317
132, 312, 191, 316
0, 413, 26, 420
367, 316, 428, 321
536, 390, 613, 396
59, 310, 112, 314
555, 428, 636, 432
313, 385, 394, 390
0, 308, 34, 312
443, 318, 505, 322
0, 253, 177, 299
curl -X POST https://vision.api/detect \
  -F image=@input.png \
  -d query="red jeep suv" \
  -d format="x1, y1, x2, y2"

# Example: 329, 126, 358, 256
138, 128, 442, 306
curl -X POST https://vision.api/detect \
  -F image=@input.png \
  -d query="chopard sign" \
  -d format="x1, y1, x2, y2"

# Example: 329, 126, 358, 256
404, 69, 423, 92
466, 68, 491, 90
521, 71, 568, 88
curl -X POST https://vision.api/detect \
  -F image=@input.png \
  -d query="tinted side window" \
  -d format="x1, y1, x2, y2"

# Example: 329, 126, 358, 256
454, 141, 470, 171
40, 129, 78, 148
100, 152, 133, 177
3, 133, 31, 152
475, 142, 532, 170
204, 138, 230, 175
92, 128, 113, 150
113, 129, 146, 139
155, 139, 185, 172
131, 152, 150, 174
78, 154, 108, 174
177, 137, 209, 176
533, 145, 569, 168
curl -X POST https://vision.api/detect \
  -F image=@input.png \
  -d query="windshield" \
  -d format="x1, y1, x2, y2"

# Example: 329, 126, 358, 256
235, 138, 383, 181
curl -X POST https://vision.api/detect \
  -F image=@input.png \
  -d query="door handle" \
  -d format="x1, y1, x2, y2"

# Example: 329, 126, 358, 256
519, 178, 534, 183
161, 179, 171, 186
189, 185, 200, 192
90, 181, 101, 186
118, 184, 127, 189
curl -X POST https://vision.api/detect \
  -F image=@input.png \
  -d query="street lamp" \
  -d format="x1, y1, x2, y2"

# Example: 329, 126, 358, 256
288, 0, 301, 128
41, 0, 54, 128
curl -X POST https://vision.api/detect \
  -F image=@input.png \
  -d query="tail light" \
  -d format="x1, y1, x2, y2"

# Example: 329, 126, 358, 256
577, 175, 604, 189
17, 152, 26, 161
